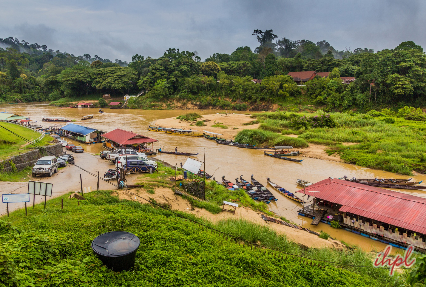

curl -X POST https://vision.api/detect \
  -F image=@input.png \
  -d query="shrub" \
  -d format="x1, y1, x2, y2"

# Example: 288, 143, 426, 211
177, 113, 202, 121
195, 121, 206, 126
98, 98, 107, 108
330, 220, 341, 229
381, 117, 395, 124
319, 231, 330, 240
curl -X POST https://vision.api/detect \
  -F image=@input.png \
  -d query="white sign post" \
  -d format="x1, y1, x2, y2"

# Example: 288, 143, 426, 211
2, 194, 30, 217
28, 181, 53, 209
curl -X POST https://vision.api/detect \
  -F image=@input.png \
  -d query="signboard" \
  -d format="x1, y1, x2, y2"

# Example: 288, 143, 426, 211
2, 193, 31, 203
182, 158, 202, 174
28, 181, 53, 197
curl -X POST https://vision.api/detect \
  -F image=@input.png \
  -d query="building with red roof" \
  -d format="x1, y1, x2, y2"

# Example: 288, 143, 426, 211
102, 129, 157, 150
299, 178, 426, 251
287, 71, 317, 84
316, 72, 330, 78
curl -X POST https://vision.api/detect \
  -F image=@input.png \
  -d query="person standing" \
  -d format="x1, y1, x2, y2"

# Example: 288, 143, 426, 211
175, 147, 178, 153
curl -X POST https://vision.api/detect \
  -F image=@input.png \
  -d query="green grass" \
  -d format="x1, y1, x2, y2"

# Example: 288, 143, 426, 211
0, 166, 32, 182
176, 112, 202, 121
244, 111, 426, 175
0, 190, 406, 286
0, 122, 54, 161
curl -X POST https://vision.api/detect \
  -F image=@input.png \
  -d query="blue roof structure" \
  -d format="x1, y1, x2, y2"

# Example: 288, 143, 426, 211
61, 124, 97, 135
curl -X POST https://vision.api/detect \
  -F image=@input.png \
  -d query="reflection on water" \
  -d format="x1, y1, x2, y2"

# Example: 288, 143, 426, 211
4, 103, 426, 253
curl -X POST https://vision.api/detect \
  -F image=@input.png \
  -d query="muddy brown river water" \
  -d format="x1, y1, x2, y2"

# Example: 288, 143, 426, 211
3, 103, 426, 253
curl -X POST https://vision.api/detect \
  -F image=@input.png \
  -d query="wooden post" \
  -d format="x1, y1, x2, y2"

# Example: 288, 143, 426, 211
33, 193, 35, 209
203, 149, 206, 200
25, 202, 27, 216
80, 174, 83, 196
97, 171, 100, 191
78, 200, 80, 206
44, 195, 46, 209
61, 198, 64, 209
6, 203, 9, 217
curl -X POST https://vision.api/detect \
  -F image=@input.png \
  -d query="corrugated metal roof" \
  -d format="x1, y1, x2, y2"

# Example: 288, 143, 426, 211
287, 71, 316, 82
0, 113, 15, 120
109, 102, 122, 105
60, 124, 97, 135
299, 178, 426, 234
102, 129, 157, 145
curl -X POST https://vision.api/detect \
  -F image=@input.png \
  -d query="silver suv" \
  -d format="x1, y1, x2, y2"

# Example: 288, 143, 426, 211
32, 156, 58, 177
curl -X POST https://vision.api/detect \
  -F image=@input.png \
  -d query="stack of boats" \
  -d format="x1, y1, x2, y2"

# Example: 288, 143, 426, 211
264, 146, 303, 163
342, 176, 426, 190
222, 175, 278, 204
215, 139, 257, 149
148, 126, 204, 137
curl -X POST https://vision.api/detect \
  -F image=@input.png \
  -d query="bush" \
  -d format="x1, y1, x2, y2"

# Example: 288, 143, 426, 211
330, 221, 341, 229
381, 117, 395, 124
98, 98, 107, 108
319, 231, 330, 240
177, 113, 202, 121
195, 121, 206, 126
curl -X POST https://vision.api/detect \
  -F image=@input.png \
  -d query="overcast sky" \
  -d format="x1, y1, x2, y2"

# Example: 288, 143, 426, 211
0, 0, 424, 62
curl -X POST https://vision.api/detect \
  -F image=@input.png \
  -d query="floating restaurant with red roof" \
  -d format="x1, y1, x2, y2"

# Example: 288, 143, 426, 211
101, 129, 157, 152
298, 178, 426, 252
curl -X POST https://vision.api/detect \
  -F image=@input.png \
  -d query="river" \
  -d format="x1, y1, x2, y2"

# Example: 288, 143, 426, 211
3, 103, 426, 253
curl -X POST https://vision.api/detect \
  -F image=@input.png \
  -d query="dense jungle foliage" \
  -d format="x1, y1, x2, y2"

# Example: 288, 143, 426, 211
0, 190, 407, 286
1, 34, 426, 112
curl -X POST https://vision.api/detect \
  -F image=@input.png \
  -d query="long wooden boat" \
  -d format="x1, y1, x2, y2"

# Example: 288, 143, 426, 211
274, 151, 300, 156
81, 115, 93, 120
267, 178, 303, 203
222, 176, 236, 189
250, 175, 278, 202
264, 151, 303, 162
42, 117, 70, 122
357, 182, 426, 190
345, 178, 420, 186
158, 150, 198, 156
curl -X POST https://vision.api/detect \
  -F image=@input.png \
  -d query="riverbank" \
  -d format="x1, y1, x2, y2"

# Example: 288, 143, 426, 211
154, 113, 344, 162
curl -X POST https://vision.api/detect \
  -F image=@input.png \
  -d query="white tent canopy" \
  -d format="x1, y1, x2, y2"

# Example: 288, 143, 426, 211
182, 158, 203, 174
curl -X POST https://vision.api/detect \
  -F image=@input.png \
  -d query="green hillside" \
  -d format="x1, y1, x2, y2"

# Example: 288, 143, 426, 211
0, 122, 53, 160
0, 191, 405, 286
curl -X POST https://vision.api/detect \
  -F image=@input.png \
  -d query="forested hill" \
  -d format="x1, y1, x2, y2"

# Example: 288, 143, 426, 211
0, 32, 425, 112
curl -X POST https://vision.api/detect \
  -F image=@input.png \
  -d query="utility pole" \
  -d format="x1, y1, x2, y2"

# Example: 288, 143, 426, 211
203, 149, 206, 200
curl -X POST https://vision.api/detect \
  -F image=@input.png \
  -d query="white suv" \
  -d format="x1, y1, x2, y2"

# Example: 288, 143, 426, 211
32, 156, 58, 177
115, 154, 157, 168
107, 148, 138, 162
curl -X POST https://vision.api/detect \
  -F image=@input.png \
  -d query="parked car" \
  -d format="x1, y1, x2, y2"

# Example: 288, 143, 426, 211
72, 146, 84, 153
60, 154, 75, 164
116, 155, 157, 168
32, 156, 58, 177
100, 150, 111, 159
66, 144, 75, 150
56, 157, 67, 167
107, 148, 137, 162
59, 140, 68, 147
126, 160, 157, 173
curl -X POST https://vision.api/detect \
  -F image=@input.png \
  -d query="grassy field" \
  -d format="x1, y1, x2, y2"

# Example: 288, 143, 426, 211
0, 190, 406, 286
236, 110, 426, 175
0, 122, 53, 161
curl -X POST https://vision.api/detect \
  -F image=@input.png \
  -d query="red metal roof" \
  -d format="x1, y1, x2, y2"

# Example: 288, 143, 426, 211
299, 178, 426, 234
316, 72, 330, 78
102, 129, 157, 145
288, 71, 316, 82
109, 102, 122, 105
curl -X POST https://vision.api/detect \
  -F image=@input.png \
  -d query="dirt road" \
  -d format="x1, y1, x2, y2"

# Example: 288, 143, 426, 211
0, 150, 136, 216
